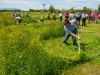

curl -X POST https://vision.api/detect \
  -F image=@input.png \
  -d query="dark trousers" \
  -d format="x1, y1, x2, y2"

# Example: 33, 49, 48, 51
76, 17, 81, 26
82, 18, 86, 26
60, 17, 62, 22
63, 28, 77, 45
53, 15, 56, 21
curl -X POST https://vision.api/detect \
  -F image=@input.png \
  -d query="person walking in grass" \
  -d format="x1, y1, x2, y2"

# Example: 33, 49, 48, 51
62, 19, 81, 45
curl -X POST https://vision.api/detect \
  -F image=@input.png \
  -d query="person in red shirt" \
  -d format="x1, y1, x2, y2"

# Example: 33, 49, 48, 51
65, 12, 69, 20
87, 12, 92, 23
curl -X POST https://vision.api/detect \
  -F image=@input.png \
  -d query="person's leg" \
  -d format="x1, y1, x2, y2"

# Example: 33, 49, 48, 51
84, 18, 86, 26
83, 18, 85, 26
77, 18, 80, 26
82, 18, 83, 26
62, 32, 70, 43
60, 17, 62, 22
72, 28, 77, 45
79, 19, 80, 26
95, 18, 97, 23
88, 18, 90, 23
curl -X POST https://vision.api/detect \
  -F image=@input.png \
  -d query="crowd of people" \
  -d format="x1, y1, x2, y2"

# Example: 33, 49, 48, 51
62, 11, 100, 45
12, 11, 100, 25
12, 11, 100, 45
12, 12, 31, 24
50, 11, 100, 25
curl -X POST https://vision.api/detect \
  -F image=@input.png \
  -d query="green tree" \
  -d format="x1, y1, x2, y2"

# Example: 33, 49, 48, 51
83, 7, 87, 11
97, 4, 100, 12
68, 7, 75, 13
82, 7, 92, 12
55, 9, 60, 13
29, 9, 34, 12
48, 5, 55, 13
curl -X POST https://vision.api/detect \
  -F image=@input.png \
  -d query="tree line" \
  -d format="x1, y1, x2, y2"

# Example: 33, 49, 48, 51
0, 4, 100, 12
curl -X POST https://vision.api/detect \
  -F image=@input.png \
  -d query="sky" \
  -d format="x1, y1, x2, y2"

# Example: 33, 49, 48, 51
0, 0, 100, 10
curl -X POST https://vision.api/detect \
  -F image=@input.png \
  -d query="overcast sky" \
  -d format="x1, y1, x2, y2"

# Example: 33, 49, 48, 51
0, 0, 100, 10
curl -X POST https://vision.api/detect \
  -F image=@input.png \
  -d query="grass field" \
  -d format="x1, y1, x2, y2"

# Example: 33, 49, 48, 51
0, 12, 100, 75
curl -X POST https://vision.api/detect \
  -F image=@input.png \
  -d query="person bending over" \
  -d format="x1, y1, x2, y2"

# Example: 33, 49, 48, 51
15, 16, 22, 25
62, 19, 81, 45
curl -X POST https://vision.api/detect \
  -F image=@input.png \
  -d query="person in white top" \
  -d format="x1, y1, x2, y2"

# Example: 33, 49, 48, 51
69, 12, 74, 20
15, 16, 22, 25
81, 12, 86, 26
53, 11, 56, 21
59, 12, 63, 22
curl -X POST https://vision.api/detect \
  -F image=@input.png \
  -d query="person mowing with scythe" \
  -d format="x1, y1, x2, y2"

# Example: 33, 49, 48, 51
62, 18, 81, 45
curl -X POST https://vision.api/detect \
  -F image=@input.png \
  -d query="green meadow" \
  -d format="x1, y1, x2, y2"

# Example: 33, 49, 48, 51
0, 12, 100, 75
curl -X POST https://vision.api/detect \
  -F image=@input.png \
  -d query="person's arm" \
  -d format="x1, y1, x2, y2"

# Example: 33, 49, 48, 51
70, 32, 81, 40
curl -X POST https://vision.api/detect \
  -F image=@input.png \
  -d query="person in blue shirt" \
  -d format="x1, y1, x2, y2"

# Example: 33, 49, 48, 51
62, 19, 81, 45
76, 12, 81, 26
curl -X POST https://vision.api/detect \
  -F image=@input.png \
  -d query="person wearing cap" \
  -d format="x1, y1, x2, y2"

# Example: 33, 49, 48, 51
62, 19, 80, 45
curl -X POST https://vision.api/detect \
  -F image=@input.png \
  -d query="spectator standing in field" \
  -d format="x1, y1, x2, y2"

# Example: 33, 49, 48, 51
40, 11, 44, 22
53, 11, 56, 21
87, 12, 92, 23
62, 19, 80, 45
69, 12, 74, 20
98, 12, 100, 20
91, 13, 95, 23
65, 12, 69, 20
59, 12, 63, 22
81, 12, 87, 26
15, 16, 22, 25
48, 12, 50, 20
76, 12, 81, 26
95, 13, 99, 24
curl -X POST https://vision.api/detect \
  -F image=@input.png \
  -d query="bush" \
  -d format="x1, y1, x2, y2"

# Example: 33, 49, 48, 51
40, 22, 65, 40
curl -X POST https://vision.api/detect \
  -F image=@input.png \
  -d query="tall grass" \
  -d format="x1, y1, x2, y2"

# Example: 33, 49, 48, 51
0, 21, 91, 75
0, 12, 14, 28
0, 12, 99, 75
40, 21, 65, 40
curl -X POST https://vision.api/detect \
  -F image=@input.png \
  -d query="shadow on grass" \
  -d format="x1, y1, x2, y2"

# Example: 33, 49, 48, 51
80, 43, 88, 51
63, 42, 71, 46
